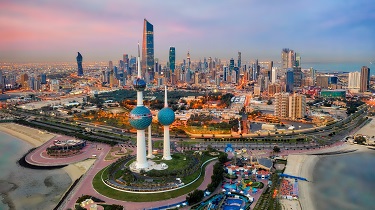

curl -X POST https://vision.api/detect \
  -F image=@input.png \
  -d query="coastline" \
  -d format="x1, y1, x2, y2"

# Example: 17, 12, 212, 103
0, 123, 94, 183
0, 123, 54, 147
298, 155, 319, 210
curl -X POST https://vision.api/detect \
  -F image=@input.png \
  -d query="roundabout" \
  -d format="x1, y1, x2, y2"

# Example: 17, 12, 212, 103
92, 152, 219, 201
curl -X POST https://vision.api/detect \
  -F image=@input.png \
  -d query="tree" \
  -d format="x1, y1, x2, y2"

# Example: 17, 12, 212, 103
267, 99, 273, 105
354, 136, 366, 144
273, 146, 281, 153
218, 153, 228, 164
186, 189, 204, 205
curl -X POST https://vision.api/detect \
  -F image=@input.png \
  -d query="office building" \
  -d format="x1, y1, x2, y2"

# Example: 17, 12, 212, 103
237, 52, 241, 69
316, 76, 329, 88
76, 52, 83, 76
271, 67, 277, 83
348, 72, 361, 92
286, 69, 294, 92
293, 67, 303, 88
295, 53, 301, 67
360, 66, 370, 92
142, 19, 154, 80
169, 47, 176, 73
281, 48, 295, 70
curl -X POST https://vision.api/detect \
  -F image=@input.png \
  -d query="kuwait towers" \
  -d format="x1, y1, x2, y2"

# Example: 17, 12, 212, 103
158, 86, 175, 160
129, 44, 152, 169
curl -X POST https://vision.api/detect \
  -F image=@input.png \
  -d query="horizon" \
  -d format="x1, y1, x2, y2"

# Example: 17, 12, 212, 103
0, 0, 374, 63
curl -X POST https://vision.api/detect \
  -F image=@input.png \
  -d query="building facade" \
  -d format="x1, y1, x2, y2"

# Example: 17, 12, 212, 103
142, 19, 154, 80
76, 52, 83, 76
360, 66, 370, 92
348, 71, 360, 92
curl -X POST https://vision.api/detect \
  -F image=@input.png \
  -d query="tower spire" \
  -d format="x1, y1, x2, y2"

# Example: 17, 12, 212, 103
164, 86, 168, 108
137, 42, 141, 78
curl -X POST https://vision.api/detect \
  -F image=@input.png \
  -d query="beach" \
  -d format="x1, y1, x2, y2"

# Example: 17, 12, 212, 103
0, 123, 94, 182
0, 123, 54, 147
281, 117, 375, 210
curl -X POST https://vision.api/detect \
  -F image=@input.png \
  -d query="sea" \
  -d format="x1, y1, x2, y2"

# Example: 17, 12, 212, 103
302, 62, 374, 74
0, 131, 72, 210
312, 151, 375, 210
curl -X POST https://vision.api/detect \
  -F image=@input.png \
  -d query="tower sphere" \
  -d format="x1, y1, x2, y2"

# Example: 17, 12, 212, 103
133, 78, 146, 91
130, 106, 152, 130
157, 107, 175, 126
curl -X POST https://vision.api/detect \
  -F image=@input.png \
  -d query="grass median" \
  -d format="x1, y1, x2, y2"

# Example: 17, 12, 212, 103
92, 159, 216, 202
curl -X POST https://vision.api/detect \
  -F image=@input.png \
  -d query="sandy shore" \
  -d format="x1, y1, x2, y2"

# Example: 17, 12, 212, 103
0, 123, 55, 147
0, 123, 95, 182
63, 159, 96, 181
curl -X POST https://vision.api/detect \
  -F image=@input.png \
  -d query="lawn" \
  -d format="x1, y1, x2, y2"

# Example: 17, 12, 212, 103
92, 158, 216, 202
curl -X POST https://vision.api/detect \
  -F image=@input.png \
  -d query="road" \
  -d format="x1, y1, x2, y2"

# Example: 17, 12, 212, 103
59, 148, 217, 210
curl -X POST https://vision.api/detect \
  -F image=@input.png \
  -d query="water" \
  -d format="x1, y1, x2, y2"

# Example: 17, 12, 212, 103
302, 62, 374, 74
0, 131, 72, 210
312, 152, 375, 210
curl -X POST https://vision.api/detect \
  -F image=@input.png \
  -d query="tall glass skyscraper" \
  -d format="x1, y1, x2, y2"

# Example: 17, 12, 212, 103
76, 52, 83, 76
142, 19, 154, 80
286, 69, 294, 92
169, 47, 176, 73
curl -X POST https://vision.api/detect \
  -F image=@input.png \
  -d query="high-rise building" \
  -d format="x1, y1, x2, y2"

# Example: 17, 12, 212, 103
286, 69, 294, 92
274, 92, 290, 118
271, 67, 277, 83
348, 72, 361, 92
281, 48, 295, 70
229, 58, 235, 76
310, 67, 316, 82
252, 59, 259, 80
76, 52, 83, 76
316, 76, 329, 88
275, 92, 306, 120
237, 52, 241, 69
293, 67, 303, 88
288, 93, 306, 120
108, 61, 113, 71
142, 19, 154, 79
360, 66, 370, 92
169, 47, 176, 73
40, 74, 47, 84
295, 53, 301, 67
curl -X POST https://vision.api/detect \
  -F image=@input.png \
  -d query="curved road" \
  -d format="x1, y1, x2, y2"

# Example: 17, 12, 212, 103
60, 147, 217, 210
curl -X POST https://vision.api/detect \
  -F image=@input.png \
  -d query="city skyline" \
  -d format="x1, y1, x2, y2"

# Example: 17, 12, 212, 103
0, 0, 374, 63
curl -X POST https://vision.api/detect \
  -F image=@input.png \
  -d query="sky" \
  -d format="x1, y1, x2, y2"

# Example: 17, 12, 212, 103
0, 0, 374, 64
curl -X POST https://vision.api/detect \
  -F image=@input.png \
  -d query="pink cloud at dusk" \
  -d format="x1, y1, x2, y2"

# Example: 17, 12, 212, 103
0, 0, 374, 63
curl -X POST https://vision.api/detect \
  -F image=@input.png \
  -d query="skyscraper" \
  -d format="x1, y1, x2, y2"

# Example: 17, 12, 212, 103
348, 72, 361, 92
286, 69, 294, 92
281, 48, 295, 70
295, 53, 301, 67
142, 19, 154, 80
271, 67, 277, 83
360, 66, 370, 92
169, 47, 176, 73
229, 58, 234, 76
237, 52, 241, 69
76, 52, 83, 76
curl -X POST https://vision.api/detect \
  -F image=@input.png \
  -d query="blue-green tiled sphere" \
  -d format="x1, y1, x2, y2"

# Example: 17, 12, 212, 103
157, 107, 175, 125
129, 106, 152, 130
133, 78, 146, 91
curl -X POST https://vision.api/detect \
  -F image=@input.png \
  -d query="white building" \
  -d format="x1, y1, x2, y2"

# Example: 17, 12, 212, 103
348, 72, 360, 93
